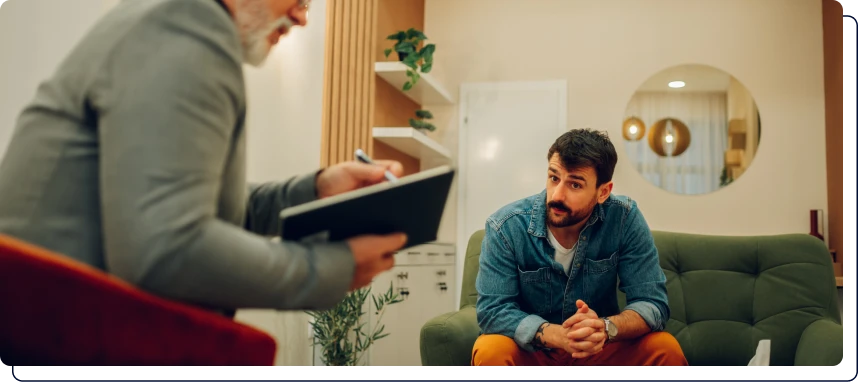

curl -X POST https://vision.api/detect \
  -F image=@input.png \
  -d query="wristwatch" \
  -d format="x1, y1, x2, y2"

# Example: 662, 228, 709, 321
602, 317, 618, 342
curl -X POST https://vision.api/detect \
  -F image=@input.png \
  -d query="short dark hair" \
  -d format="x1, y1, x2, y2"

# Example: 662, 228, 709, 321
546, 129, 618, 186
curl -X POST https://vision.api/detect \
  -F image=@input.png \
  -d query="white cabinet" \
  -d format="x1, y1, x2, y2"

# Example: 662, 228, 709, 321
366, 242, 456, 366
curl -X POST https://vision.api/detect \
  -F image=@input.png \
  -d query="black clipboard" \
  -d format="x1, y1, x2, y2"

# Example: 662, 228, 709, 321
279, 165, 456, 248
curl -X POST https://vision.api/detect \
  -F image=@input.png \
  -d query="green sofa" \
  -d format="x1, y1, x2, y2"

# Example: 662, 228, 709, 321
419, 230, 843, 366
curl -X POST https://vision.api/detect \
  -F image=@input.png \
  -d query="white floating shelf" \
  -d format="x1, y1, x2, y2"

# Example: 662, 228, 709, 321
374, 62, 454, 105
373, 127, 451, 162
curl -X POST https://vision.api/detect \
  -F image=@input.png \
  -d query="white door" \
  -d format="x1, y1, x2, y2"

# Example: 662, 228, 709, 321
456, 81, 567, 305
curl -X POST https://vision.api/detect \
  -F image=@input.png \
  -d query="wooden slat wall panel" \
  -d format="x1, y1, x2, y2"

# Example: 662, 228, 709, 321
355, 0, 366, 160
366, 0, 379, 156
318, 0, 334, 167
336, 0, 346, 163
320, 0, 377, 166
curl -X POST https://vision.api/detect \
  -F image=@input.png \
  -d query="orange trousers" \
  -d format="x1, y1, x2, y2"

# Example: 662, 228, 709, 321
471, 332, 688, 366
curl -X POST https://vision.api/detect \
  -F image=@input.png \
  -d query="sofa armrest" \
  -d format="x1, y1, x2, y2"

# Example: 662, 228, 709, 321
419, 306, 480, 366
794, 319, 843, 366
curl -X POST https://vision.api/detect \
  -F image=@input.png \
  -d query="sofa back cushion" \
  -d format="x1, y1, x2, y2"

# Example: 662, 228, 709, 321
619, 231, 841, 365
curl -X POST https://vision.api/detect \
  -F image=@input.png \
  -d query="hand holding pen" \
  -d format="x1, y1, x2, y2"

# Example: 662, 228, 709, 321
313, 149, 404, 199
354, 149, 399, 183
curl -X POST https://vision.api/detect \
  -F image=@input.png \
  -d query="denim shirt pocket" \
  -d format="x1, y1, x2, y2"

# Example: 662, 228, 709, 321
584, 252, 619, 303
517, 266, 553, 316
585, 252, 618, 275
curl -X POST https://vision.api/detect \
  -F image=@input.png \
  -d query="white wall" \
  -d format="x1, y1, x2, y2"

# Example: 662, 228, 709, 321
0, 0, 327, 367
0, 0, 112, 157
426, 0, 828, 242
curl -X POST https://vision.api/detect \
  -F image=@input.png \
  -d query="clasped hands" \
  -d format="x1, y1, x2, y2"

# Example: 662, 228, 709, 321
314, 160, 409, 291
559, 299, 608, 359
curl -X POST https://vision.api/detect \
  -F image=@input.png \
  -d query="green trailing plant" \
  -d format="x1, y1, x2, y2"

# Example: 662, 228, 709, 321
409, 109, 436, 132
383, 28, 435, 91
307, 283, 403, 366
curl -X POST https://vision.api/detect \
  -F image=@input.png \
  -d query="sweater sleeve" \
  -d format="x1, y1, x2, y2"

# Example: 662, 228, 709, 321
244, 172, 320, 236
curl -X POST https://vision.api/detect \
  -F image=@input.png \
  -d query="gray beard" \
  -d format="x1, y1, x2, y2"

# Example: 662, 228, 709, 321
235, 0, 294, 66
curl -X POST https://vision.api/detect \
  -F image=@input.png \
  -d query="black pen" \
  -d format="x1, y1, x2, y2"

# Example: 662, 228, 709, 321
355, 148, 399, 183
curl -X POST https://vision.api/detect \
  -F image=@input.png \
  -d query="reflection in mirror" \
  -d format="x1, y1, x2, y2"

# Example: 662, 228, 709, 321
647, 118, 691, 157
623, 64, 761, 195
622, 117, 646, 141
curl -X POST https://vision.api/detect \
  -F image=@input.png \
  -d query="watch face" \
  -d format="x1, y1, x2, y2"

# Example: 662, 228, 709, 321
605, 319, 617, 336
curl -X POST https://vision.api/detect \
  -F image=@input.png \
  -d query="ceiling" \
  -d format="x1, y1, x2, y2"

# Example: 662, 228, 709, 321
635, 64, 733, 92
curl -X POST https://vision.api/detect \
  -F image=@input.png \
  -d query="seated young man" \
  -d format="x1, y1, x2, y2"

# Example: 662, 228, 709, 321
472, 129, 688, 366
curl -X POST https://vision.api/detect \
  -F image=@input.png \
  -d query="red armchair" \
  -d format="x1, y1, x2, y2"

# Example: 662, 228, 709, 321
0, 234, 276, 366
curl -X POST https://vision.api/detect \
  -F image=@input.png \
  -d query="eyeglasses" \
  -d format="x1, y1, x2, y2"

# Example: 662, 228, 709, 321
298, 0, 311, 9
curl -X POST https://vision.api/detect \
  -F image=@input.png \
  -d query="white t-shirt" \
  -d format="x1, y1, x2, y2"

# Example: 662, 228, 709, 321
547, 229, 577, 275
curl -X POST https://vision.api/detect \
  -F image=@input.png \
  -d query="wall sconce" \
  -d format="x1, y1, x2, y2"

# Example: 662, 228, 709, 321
648, 118, 691, 157
622, 117, 646, 141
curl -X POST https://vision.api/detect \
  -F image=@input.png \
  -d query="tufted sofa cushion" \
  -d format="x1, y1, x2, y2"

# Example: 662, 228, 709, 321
619, 231, 842, 366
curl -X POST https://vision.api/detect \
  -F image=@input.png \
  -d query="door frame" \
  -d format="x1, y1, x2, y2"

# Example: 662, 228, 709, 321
455, 80, 568, 307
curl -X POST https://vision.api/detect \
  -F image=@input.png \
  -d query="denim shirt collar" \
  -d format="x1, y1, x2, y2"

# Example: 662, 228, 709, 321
527, 189, 606, 238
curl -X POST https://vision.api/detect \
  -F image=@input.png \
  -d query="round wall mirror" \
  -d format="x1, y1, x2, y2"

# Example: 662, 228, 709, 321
623, 64, 761, 195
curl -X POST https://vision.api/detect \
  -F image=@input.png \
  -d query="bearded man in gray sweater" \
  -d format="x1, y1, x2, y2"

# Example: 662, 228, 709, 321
0, 0, 406, 313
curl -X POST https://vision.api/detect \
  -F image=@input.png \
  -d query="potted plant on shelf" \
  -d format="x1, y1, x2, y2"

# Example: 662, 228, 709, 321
383, 28, 435, 91
307, 283, 403, 366
409, 109, 436, 134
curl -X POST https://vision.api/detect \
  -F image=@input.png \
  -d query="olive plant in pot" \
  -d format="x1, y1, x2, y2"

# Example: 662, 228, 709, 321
307, 283, 403, 366
383, 28, 435, 91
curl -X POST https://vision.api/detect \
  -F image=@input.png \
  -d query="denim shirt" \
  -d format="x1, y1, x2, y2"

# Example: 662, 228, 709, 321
475, 190, 669, 352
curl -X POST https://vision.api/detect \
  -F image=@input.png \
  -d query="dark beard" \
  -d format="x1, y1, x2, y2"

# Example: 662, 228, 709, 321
546, 198, 597, 228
